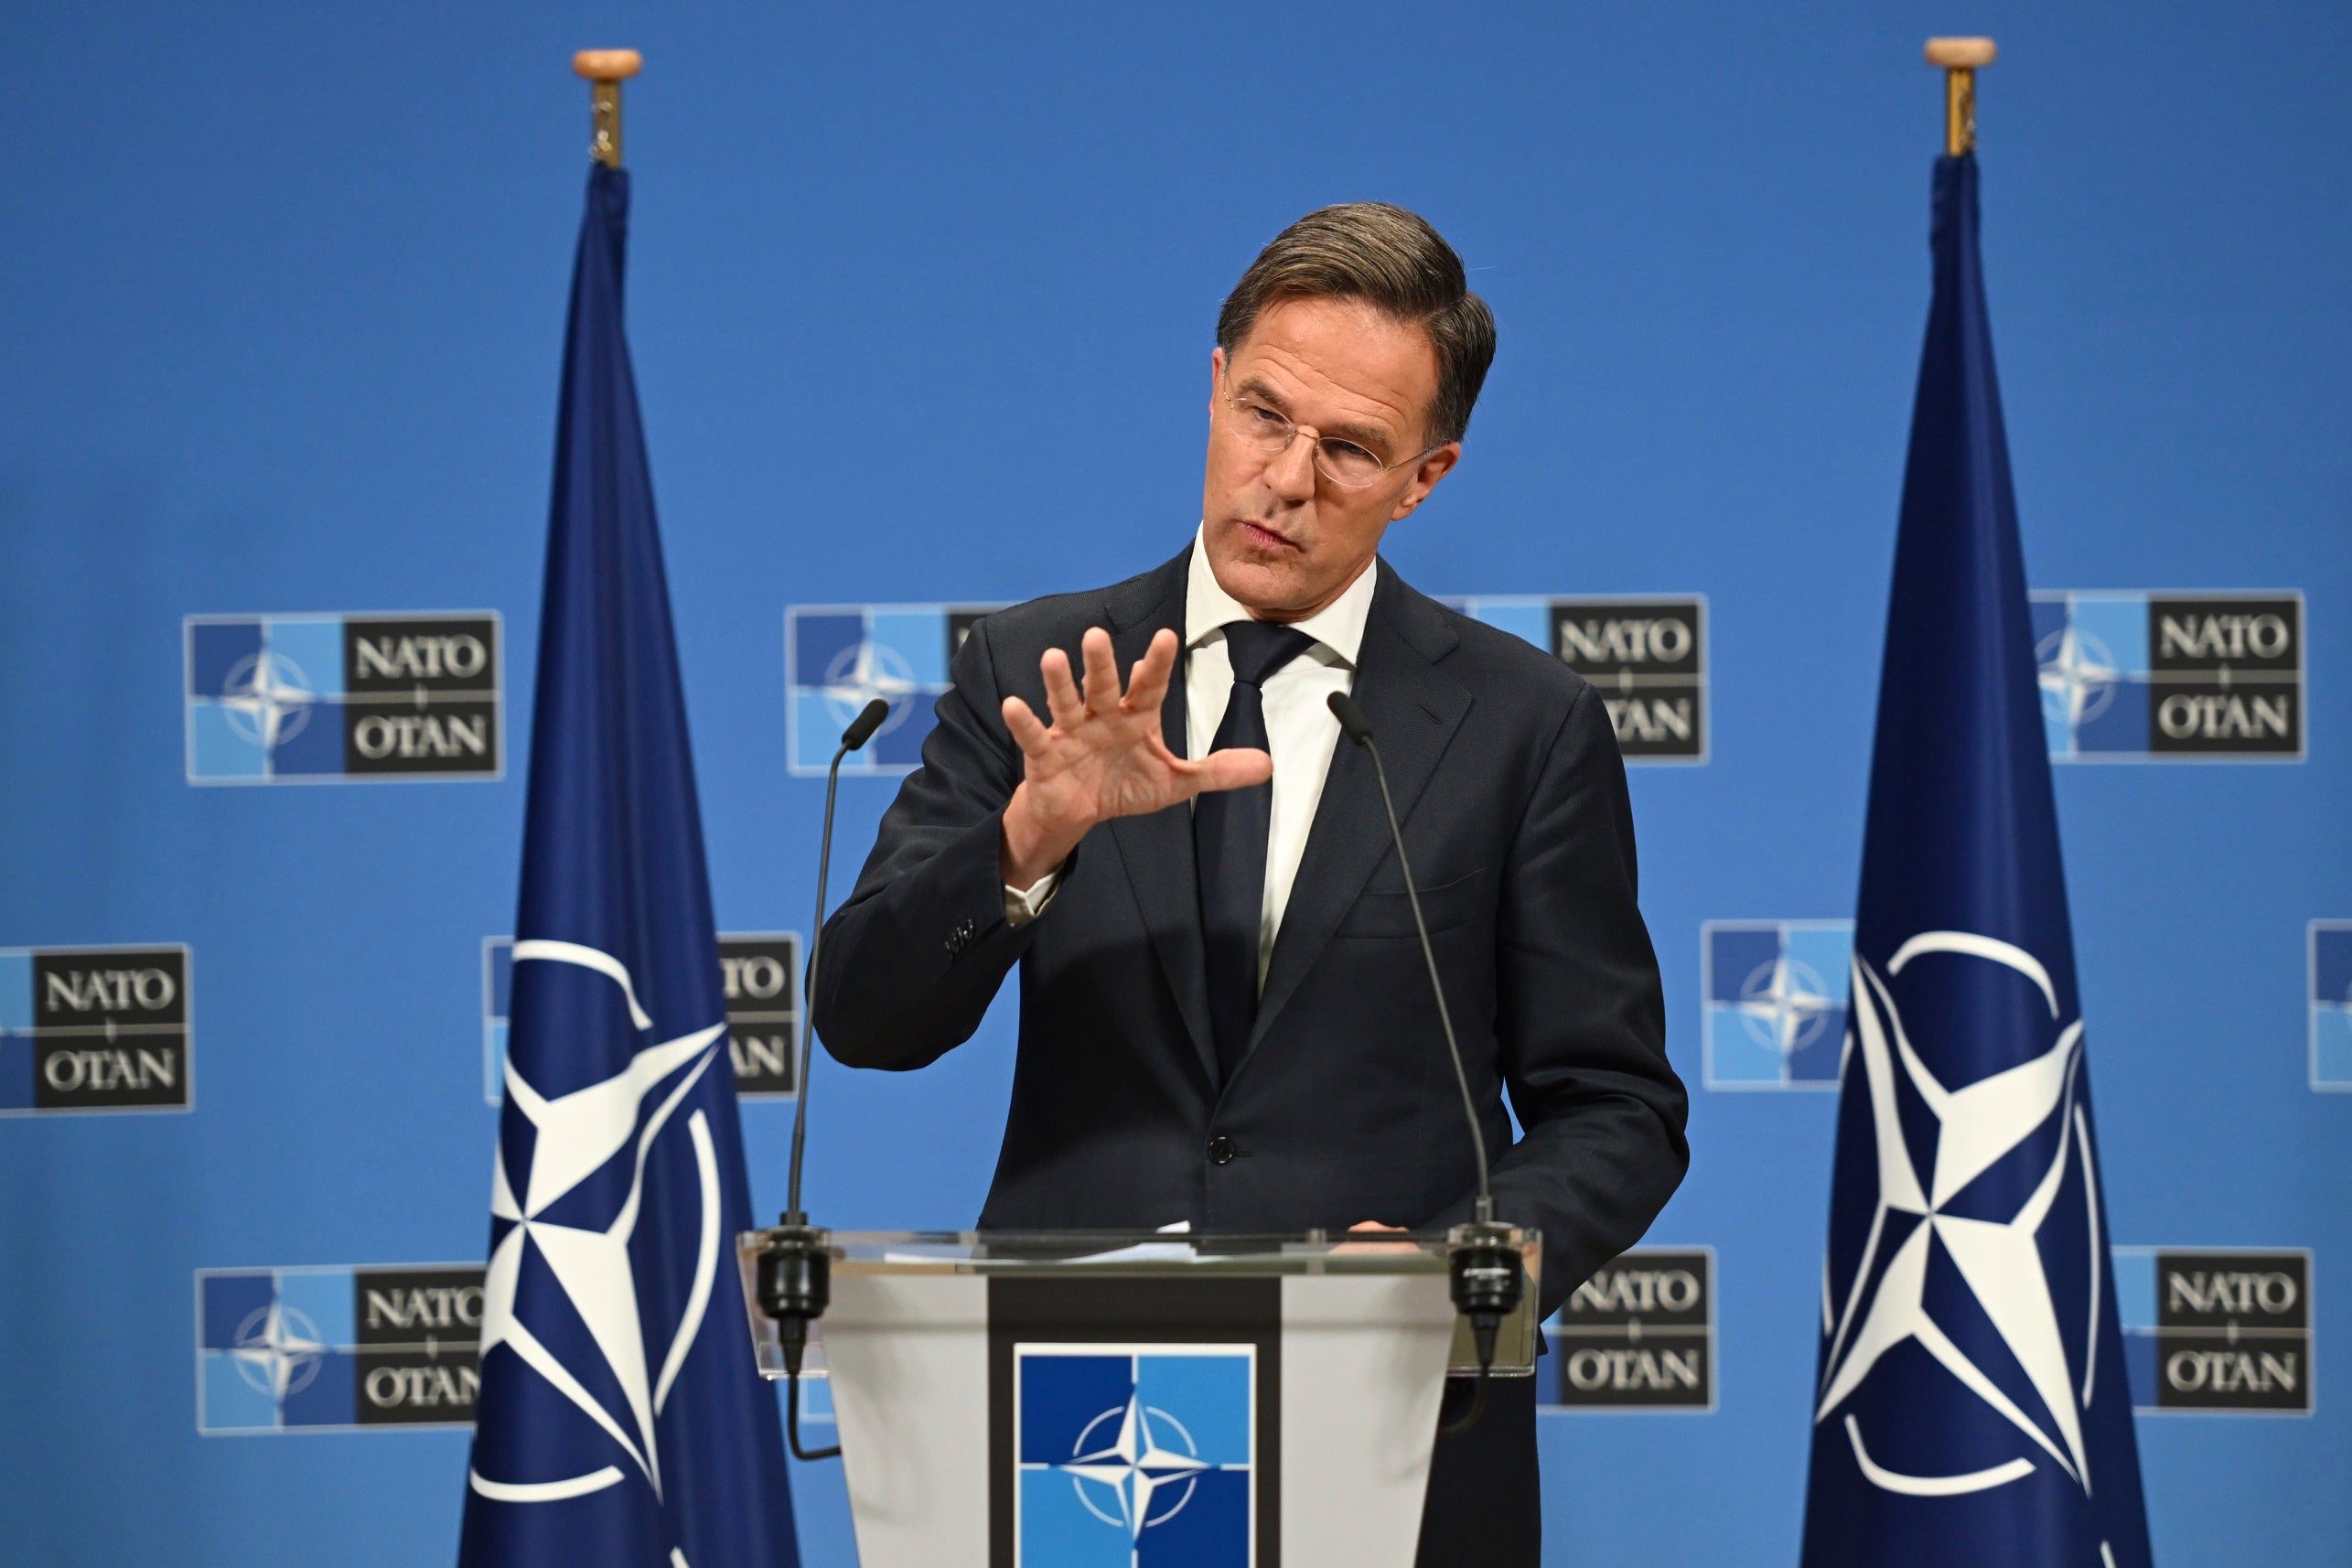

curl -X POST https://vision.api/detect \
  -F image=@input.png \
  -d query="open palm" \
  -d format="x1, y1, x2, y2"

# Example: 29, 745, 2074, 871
999, 627, 1271, 884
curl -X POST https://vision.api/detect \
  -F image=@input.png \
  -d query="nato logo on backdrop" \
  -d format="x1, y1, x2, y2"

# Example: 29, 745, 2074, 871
1453, 596, 1707, 760
1014, 1345, 1255, 1566
0, 945, 189, 1113
786, 604, 1001, 776
1701, 921, 1852, 1090
1541, 1247, 1716, 1411
197, 1265, 487, 1433
184, 613, 503, 782
2113, 1249, 2314, 1414
482, 933, 801, 1103
2033, 591, 2304, 760
2312, 921, 2352, 1091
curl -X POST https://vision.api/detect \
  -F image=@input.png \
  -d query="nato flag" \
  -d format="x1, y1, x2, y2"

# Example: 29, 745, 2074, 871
459, 165, 798, 1567
1799, 154, 2153, 1568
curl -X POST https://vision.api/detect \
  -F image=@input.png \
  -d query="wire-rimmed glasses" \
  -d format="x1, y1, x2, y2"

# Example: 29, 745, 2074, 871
1220, 390, 1437, 489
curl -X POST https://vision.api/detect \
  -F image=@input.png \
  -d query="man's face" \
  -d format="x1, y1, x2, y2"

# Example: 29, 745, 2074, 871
1200, 294, 1461, 620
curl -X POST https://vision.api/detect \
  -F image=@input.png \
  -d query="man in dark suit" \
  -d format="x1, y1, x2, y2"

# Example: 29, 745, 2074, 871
815, 203, 1686, 1565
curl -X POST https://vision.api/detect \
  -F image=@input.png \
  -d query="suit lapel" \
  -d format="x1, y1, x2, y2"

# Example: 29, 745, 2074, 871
1247, 564, 1472, 1058
1099, 550, 1219, 1083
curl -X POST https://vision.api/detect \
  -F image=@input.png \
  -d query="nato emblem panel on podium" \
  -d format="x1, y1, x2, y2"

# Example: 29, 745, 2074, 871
990, 1274, 1277, 1568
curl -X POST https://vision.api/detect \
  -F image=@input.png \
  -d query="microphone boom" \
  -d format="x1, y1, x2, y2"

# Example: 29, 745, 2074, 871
760, 694, 889, 1462
1326, 690, 1523, 1434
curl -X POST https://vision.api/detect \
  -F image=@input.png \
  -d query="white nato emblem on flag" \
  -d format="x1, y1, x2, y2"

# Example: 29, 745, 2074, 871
1817, 931, 2107, 1499
468, 940, 728, 1507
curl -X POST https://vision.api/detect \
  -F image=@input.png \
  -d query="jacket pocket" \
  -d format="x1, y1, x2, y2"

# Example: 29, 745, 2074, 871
1334, 867, 1486, 939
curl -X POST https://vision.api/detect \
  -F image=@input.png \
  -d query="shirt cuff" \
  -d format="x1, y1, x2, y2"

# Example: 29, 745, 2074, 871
1004, 868, 1064, 926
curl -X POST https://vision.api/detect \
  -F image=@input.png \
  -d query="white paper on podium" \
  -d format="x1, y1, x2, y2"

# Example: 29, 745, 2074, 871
821, 1268, 1455, 1568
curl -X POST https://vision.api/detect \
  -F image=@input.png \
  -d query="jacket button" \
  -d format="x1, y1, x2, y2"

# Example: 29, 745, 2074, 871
1206, 1135, 1237, 1165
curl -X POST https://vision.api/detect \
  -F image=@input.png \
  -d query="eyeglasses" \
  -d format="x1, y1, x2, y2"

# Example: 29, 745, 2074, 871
1220, 390, 1437, 489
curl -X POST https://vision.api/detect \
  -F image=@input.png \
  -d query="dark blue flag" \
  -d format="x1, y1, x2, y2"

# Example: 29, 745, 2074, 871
460, 164, 798, 1568
1799, 155, 2153, 1568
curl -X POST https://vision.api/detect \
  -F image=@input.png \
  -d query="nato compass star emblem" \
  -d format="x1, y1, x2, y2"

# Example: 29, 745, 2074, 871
819, 637, 917, 741
231, 1300, 328, 1401
468, 940, 728, 1508
1057, 1392, 1215, 1538
218, 650, 317, 751
1738, 952, 1839, 1056
1817, 930, 2105, 1499
2035, 624, 2120, 729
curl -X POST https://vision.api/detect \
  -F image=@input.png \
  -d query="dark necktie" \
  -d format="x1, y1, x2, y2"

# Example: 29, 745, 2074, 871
1194, 619, 1316, 1084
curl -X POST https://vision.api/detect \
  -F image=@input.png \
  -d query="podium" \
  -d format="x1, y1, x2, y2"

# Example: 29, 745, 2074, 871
737, 1229, 1538, 1568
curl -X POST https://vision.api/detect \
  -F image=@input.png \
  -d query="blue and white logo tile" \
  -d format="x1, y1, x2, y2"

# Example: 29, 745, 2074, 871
786, 604, 999, 776
2312, 922, 2352, 1091
197, 1265, 484, 1433
1702, 920, 1852, 1090
184, 613, 502, 783
1015, 1344, 1254, 1568
2033, 591, 2304, 760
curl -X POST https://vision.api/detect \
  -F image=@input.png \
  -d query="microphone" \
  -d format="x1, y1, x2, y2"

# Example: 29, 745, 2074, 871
835, 696, 891, 755
757, 694, 887, 1462
1327, 690, 1524, 1433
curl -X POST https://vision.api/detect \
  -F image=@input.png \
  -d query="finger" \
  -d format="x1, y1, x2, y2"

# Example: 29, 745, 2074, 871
1122, 628, 1179, 714
1079, 628, 1121, 717
1187, 746, 1273, 794
1003, 694, 1052, 758
1039, 647, 1083, 728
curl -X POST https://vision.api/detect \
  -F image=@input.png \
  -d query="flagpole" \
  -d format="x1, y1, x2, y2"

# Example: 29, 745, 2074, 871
1924, 37, 1995, 156
573, 48, 643, 168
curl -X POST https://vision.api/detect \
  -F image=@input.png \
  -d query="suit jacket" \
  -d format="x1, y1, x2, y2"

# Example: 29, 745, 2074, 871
813, 546, 1687, 1314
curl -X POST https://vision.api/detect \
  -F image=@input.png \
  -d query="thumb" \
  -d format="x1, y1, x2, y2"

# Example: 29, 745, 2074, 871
1191, 746, 1273, 793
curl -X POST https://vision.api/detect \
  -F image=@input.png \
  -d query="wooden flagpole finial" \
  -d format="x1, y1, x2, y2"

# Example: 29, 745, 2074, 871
572, 49, 643, 168
1925, 38, 1996, 156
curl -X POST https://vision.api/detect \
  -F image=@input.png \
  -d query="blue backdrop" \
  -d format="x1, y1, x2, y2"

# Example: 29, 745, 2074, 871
2, 4, 2345, 1565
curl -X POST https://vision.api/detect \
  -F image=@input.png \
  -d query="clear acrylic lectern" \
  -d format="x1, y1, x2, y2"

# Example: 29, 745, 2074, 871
736, 1229, 1537, 1568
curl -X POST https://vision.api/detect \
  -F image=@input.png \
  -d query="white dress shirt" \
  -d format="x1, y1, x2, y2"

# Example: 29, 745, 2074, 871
1007, 528, 1374, 988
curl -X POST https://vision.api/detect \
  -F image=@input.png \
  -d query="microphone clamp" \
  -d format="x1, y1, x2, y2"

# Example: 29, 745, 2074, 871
756, 1224, 832, 1369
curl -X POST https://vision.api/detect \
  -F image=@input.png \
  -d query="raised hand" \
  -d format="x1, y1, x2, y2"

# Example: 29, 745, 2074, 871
999, 627, 1272, 886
